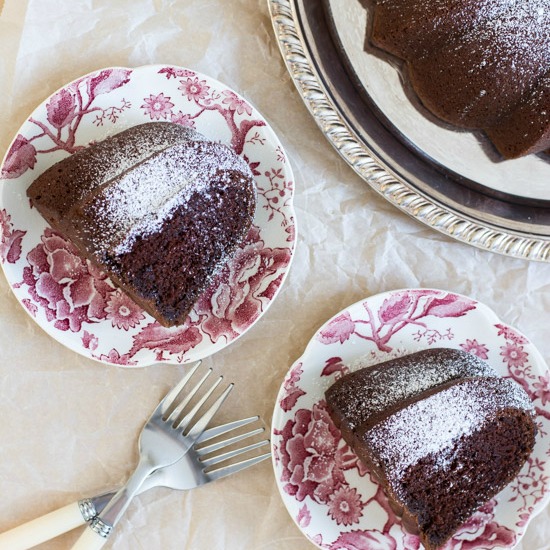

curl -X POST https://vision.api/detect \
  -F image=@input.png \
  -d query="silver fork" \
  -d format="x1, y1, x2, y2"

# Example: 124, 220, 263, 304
86, 416, 270, 522
0, 419, 270, 550
70, 361, 233, 550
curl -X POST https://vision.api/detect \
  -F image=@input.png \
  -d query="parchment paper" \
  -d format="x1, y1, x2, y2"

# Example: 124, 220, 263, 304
0, 1, 549, 549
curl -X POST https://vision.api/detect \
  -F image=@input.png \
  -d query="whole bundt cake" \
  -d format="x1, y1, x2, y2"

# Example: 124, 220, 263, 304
325, 348, 537, 549
369, 0, 550, 159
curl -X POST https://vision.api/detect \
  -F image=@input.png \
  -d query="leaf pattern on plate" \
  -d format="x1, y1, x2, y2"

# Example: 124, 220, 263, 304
317, 290, 475, 352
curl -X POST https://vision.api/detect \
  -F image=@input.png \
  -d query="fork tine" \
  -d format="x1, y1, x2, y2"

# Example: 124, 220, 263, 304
197, 416, 260, 443
183, 383, 234, 437
200, 439, 270, 467
166, 368, 214, 424
175, 375, 223, 432
155, 361, 202, 417
205, 448, 272, 482
197, 427, 265, 456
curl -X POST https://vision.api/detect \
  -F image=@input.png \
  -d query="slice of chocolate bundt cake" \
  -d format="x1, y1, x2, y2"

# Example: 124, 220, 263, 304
326, 349, 537, 549
357, 377, 536, 549
27, 123, 256, 327
325, 348, 496, 447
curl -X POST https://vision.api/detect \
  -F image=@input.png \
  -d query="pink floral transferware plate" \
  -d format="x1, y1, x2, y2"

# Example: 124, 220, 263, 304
0, 65, 296, 367
272, 288, 550, 549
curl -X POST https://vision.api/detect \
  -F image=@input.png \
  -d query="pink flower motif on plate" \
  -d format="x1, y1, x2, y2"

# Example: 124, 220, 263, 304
1, 135, 37, 179
317, 290, 476, 352
500, 342, 529, 368
377, 292, 415, 324
95, 348, 137, 366
194, 226, 292, 343
178, 77, 210, 102
495, 323, 529, 345
329, 529, 397, 550
22, 229, 115, 332
327, 486, 364, 526
170, 110, 195, 127
420, 293, 476, 319
276, 401, 359, 504
533, 371, 550, 406
141, 92, 175, 120
297, 504, 312, 528
86, 68, 131, 99
280, 362, 306, 412
318, 312, 356, 345
221, 89, 253, 116
508, 457, 549, 509
129, 320, 204, 360
444, 500, 516, 549
46, 88, 77, 129
7, 67, 133, 169
243, 154, 261, 177
459, 339, 489, 360
258, 168, 294, 223
0, 209, 26, 264
158, 67, 196, 79
81, 330, 98, 351
21, 298, 38, 316
105, 289, 145, 330
320, 357, 347, 378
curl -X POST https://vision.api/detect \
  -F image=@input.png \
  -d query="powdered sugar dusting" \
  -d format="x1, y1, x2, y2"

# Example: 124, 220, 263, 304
374, 0, 550, 139
28, 122, 203, 223
428, 0, 550, 123
327, 348, 496, 432
77, 139, 252, 256
458, 1, 550, 79
363, 377, 535, 481
86, 125, 204, 185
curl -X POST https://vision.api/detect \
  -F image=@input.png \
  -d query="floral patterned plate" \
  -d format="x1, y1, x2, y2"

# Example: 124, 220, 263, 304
272, 288, 550, 549
0, 65, 295, 366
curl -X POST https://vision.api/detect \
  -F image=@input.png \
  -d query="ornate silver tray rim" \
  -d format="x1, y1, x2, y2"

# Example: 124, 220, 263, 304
268, 0, 550, 262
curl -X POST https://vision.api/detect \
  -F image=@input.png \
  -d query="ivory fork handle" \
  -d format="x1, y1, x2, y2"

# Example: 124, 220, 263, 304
0, 492, 114, 550
0, 502, 86, 550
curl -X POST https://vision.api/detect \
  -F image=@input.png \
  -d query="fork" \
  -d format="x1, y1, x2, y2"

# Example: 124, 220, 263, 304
86, 416, 270, 519
66, 361, 233, 550
0, 417, 270, 549
87, 418, 270, 541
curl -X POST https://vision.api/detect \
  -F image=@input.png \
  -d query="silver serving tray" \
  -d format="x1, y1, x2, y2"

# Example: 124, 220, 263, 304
268, 0, 550, 262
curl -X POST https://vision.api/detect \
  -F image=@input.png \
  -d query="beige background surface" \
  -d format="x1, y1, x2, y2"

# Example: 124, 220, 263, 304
0, 1, 549, 549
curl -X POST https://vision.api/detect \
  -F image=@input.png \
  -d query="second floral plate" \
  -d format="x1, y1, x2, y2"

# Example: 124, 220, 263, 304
0, 65, 296, 366
271, 288, 550, 550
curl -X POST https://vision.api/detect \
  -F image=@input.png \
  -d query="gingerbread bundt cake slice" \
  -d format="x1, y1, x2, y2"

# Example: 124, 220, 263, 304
355, 376, 537, 549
